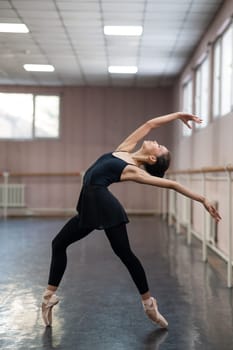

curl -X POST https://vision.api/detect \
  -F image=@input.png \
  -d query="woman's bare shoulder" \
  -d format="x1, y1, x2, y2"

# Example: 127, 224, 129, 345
120, 164, 144, 181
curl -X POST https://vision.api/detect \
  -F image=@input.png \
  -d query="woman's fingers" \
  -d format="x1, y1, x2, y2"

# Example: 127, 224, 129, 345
204, 200, 222, 222
179, 113, 203, 127
209, 205, 222, 222
192, 115, 202, 123
183, 119, 194, 129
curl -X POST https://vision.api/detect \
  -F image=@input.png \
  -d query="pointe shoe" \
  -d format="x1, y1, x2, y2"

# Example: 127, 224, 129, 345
142, 297, 168, 328
41, 293, 59, 326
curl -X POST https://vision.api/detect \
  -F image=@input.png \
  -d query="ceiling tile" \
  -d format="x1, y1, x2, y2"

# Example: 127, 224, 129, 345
0, 1, 12, 9
102, 3, 144, 12
0, 0, 225, 86
12, 1, 56, 10
56, 2, 100, 11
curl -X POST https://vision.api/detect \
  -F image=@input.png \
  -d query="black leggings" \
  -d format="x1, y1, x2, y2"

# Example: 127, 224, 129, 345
48, 215, 149, 295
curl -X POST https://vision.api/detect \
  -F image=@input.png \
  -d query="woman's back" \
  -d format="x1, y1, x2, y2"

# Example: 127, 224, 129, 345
83, 152, 128, 187
77, 152, 130, 230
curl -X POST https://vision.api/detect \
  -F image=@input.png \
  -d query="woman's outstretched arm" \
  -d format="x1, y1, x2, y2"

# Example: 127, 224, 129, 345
123, 166, 221, 222
115, 112, 202, 152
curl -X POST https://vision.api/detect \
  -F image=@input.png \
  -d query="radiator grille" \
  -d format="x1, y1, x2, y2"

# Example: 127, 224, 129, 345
0, 184, 25, 207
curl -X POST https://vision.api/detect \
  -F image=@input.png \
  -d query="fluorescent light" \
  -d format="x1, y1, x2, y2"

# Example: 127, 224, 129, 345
0, 23, 29, 33
23, 64, 55, 72
108, 66, 138, 74
104, 26, 143, 36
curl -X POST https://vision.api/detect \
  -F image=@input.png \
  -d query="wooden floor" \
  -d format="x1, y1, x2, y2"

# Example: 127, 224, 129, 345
0, 215, 233, 350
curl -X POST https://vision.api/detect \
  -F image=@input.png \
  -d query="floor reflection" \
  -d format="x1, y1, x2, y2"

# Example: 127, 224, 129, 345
143, 329, 168, 349
42, 327, 59, 350
0, 217, 233, 350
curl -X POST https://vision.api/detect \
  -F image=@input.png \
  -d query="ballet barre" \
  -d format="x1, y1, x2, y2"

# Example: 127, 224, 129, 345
162, 165, 233, 288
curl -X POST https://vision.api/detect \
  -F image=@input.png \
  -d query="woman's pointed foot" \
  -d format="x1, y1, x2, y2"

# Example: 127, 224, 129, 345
41, 292, 59, 326
142, 297, 168, 328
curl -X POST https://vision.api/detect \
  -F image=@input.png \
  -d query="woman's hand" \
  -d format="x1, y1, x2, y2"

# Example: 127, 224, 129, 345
178, 112, 202, 129
203, 199, 222, 223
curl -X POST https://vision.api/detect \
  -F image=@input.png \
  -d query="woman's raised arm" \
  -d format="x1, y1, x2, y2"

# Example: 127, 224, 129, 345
115, 112, 202, 152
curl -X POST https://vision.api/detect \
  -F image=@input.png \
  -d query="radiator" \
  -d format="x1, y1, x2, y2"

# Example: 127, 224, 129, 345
0, 184, 25, 207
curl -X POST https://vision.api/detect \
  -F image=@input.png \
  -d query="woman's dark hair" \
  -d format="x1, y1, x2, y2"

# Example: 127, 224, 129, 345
144, 152, 171, 178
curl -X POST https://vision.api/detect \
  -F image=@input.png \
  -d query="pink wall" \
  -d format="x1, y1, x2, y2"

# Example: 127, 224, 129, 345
0, 85, 174, 214
171, 0, 233, 257
172, 0, 233, 169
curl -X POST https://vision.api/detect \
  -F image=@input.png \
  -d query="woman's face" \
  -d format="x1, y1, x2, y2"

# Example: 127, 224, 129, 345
142, 140, 168, 158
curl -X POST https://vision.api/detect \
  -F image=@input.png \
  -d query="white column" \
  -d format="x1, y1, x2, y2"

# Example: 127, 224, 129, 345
227, 169, 232, 288
175, 175, 180, 234
202, 173, 207, 262
3, 172, 9, 219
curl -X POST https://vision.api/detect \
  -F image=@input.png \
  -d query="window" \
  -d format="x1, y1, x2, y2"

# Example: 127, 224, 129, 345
213, 24, 233, 118
221, 25, 233, 116
182, 79, 193, 136
195, 57, 209, 128
213, 39, 221, 118
34, 96, 60, 138
0, 93, 60, 140
0, 93, 33, 139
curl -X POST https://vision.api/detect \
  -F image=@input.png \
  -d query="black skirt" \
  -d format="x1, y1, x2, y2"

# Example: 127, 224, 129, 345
76, 185, 129, 230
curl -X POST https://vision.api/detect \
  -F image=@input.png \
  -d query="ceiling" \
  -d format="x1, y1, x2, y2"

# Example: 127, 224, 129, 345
0, 0, 224, 87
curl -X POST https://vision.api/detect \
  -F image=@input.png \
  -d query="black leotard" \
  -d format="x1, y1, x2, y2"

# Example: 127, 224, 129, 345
76, 152, 131, 230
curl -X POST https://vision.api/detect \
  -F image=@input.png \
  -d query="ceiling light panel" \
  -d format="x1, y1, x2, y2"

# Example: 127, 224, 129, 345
0, 23, 29, 33
104, 26, 143, 36
108, 66, 138, 74
24, 64, 55, 72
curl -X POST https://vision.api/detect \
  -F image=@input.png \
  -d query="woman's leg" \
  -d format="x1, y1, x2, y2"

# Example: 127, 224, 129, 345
42, 215, 93, 326
104, 223, 168, 328
104, 223, 150, 299
48, 214, 93, 289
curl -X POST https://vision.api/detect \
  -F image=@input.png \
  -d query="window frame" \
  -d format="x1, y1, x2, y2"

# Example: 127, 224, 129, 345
194, 55, 210, 130
0, 92, 61, 141
213, 37, 222, 119
182, 78, 193, 137
212, 20, 233, 119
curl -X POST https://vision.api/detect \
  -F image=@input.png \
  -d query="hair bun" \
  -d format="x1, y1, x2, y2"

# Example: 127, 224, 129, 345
144, 152, 170, 178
